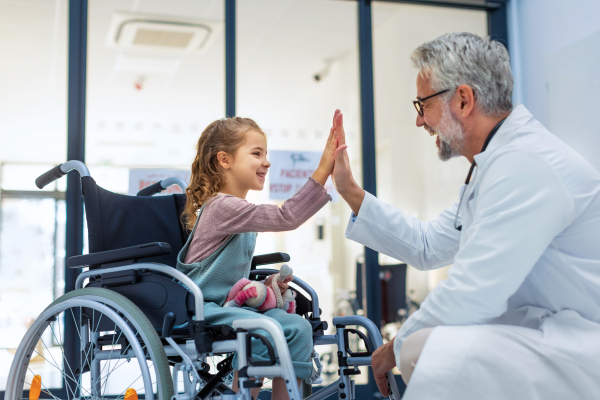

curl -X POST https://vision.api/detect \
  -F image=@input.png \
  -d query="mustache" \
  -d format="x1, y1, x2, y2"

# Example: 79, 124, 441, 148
424, 125, 436, 136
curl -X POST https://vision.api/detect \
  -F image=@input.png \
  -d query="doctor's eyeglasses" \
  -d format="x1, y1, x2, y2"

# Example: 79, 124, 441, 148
413, 89, 450, 116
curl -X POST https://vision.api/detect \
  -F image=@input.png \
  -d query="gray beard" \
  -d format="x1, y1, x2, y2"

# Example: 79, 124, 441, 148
436, 105, 465, 161
438, 139, 455, 161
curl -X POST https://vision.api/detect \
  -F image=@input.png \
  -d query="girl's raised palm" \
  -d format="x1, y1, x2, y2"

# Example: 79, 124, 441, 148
312, 111, 342, 185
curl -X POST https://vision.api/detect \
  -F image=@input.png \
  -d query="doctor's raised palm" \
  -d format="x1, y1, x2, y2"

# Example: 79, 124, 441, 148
331, 109, 365, 215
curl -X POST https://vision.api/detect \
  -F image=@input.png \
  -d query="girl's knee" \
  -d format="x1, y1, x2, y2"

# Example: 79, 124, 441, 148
286, 315, 312, 337
299, 317, 313, 335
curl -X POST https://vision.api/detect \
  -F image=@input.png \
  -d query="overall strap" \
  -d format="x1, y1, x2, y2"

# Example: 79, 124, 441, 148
180, 201, 208, 252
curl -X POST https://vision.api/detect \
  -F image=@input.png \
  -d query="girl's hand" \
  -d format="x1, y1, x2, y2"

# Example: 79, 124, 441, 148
264, 274, 294, 294
311, 110, 342, 185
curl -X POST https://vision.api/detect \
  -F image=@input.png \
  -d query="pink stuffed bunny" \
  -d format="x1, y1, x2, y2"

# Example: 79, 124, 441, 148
223, 265, 296, 314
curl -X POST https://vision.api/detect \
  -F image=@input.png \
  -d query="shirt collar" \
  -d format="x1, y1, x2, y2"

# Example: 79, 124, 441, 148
473, 104, 535, 168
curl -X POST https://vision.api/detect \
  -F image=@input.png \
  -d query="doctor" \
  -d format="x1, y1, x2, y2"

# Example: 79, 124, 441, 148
331, 32, 600, 399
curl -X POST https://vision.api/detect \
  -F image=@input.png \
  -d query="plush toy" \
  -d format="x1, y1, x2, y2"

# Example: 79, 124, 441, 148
224, 264, 296, 314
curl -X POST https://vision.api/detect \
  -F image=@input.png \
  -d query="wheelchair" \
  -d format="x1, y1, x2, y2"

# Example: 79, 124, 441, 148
5, 160, 401, 400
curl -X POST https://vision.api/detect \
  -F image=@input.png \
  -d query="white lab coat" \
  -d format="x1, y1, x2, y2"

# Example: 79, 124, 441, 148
346, 105, 600, 400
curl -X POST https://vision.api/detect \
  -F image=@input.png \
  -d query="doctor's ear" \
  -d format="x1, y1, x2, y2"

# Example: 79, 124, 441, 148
217, 151, 233, 170
456, 84, 476, 117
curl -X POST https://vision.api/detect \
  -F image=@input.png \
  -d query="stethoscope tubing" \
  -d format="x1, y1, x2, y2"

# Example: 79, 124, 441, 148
453, 118, 506, 231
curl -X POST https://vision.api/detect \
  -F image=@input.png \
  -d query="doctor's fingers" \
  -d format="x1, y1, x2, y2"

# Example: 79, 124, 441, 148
334, 112, 346, 146
334, 144, 348, 161
329, 110, 339, 138
374, 374, 390, 398
332, 109, 341, 127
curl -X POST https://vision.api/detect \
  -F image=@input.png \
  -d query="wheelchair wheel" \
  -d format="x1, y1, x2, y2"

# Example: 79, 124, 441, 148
6, 287, 174, 400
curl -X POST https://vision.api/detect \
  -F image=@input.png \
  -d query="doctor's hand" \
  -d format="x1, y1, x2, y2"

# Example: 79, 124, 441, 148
371, 339, 397, 398
331, 110, 365, 215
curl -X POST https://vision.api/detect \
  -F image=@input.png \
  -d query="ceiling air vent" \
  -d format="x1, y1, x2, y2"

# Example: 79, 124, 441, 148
106, 12, 222, 54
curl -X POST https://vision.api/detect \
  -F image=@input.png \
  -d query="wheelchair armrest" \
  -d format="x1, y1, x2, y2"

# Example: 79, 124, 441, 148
67, 242, 171, 268
251, 252, 290, 269
249, 268, 321, 320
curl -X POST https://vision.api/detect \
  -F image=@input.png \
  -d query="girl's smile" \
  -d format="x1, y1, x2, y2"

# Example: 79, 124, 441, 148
218, 130, 271, 198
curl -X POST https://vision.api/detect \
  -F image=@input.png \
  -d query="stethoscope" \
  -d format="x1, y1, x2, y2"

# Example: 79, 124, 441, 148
453, 119, 506, 231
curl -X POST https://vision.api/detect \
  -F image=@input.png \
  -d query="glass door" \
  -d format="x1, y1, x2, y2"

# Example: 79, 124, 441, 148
371, 0, 488, 371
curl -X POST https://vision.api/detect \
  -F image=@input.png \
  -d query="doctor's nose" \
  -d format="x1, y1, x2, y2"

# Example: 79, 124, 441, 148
416, 113, 425, 128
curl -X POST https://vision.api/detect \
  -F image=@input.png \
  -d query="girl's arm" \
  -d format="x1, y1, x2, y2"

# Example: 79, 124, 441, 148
204, 119, 339, 234
205, 178, 331, 235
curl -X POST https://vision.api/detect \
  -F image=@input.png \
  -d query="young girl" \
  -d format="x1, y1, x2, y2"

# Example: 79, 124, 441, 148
177, 116, 338, 399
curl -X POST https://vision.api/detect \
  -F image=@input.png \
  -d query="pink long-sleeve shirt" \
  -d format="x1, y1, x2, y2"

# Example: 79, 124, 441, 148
184, 178, 331, 264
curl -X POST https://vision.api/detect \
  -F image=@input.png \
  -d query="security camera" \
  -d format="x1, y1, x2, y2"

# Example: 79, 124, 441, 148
313, 60, 333, 82
314, 68, 329, 82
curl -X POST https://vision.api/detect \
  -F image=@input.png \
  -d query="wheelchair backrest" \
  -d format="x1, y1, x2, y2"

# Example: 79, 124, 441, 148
81, 176, 189, 268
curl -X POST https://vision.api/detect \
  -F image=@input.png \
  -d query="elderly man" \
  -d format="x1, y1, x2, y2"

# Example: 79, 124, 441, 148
331, 32, 600, 399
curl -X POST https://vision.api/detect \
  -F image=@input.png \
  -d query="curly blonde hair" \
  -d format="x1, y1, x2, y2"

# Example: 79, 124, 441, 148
182, 117, 265, 231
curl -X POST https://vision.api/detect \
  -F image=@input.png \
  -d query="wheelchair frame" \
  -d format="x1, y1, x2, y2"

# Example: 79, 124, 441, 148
6, 161, 401, 400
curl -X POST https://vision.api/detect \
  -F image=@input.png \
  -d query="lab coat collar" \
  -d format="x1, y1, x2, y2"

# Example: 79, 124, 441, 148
473, 105, 535, 168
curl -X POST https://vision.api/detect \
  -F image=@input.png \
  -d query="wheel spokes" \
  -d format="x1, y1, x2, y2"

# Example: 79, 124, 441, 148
35, 331, 93, 399
19, 302, 160, 400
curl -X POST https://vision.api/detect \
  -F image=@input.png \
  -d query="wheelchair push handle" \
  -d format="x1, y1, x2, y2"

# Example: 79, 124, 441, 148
136, 181, 163, 197
35, 160, 90, 189
136, 177, 188, 196
36, 165, 66, 189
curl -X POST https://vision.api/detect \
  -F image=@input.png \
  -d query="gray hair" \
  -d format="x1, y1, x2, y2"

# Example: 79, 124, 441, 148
411, 32, 513, 116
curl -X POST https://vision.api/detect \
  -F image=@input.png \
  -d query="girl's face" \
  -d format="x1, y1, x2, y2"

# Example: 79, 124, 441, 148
229, 130, 270, 192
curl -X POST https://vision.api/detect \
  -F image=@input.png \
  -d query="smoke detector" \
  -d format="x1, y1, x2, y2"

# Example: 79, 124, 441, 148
106, 12, 222, 54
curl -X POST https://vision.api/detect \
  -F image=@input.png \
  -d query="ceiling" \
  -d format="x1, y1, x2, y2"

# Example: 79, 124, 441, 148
0, 0, 471, 171
1, 0, 378, 166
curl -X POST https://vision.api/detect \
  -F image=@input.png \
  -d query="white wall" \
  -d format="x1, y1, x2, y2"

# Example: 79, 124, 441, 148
508, 0, 600, 172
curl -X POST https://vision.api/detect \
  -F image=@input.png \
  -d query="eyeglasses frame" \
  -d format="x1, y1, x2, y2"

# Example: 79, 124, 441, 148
413, 89, 450, 116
